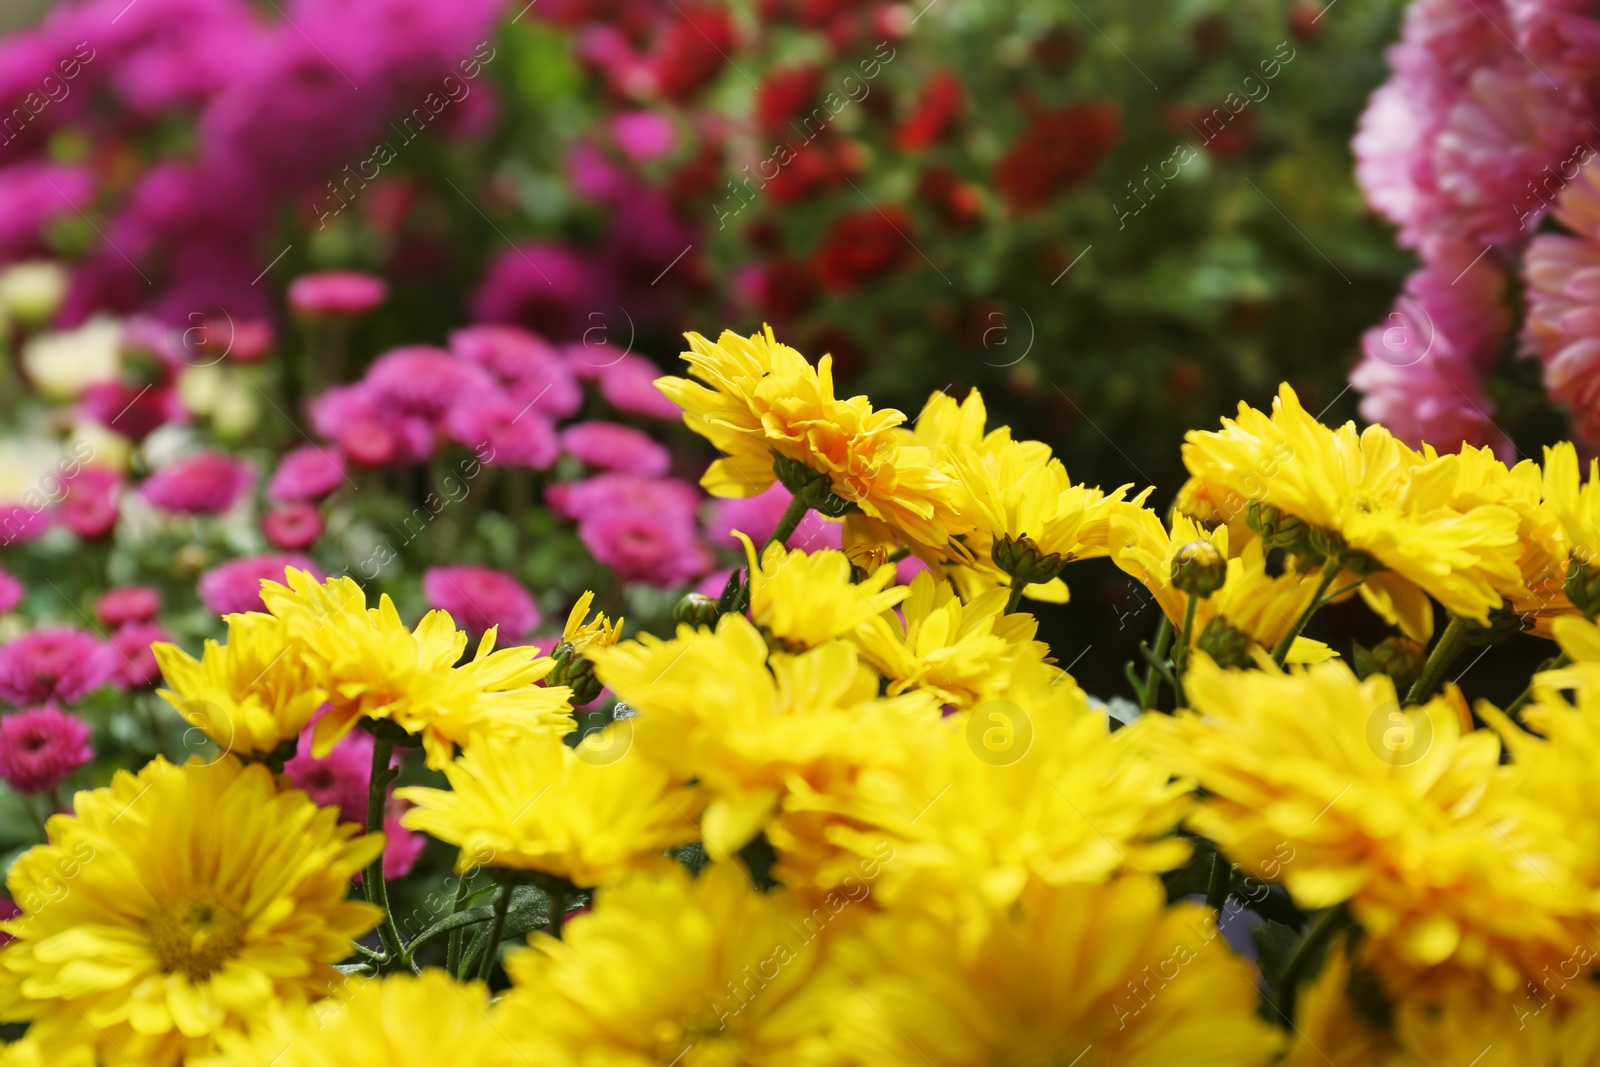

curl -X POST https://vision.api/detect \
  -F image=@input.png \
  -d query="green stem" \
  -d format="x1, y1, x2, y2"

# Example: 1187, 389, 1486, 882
764, 493, 811, 553
444, 872, 476, 977
1275, 903, 1349, 1025
1004, 583, 1025, 614
1205, 850, 1231, 912
363, 736, 404, 965
1140, 616, 1174, 710
547, 887, 569, 941
1405, 615, 1472, 704
1504, 652, 1570, 720
1173, 596, 1200, 676
1272, 565, 1340, 666
476, 882, 513, 983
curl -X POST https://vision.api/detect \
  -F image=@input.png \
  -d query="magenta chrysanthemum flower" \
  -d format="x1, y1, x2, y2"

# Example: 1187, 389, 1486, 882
422, 564, 542, 639
380, 802, 427, 881
707, 483, 846, 555
364, 345, 496, 421
449, 325, 583, 419
95, 586, 161, 627
197, 554, 324, 615
79, 381, 186, 445
287, 271, 388, 316
443, 394, 560, 470
108, 622, 169, 690
262, 502, 324, 551
560, 421, 671, 475
0, 569, 23, 616
549, 473, 701, 524
0, 705, 94, 795
596, 353, 682, 420
267, 444, 347, 502
140, 452, 255, 515
0, 504, 49, 548
577, 509, 712, 587
58, 468, 123, 540
0, 628, 116, 706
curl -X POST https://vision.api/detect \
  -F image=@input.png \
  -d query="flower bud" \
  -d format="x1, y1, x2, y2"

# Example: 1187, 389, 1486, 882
1197, 617, 1254, 670
1170, 540, 1225, 598
549, 641, 603, 706
1352, 636, 1425, 691
1567, 558, 1600, 620
992, 534, 1068, 587
673, 592, 720, 630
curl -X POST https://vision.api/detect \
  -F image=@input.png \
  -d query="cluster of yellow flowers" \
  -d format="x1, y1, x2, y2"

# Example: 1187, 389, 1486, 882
6, 325, 1600, 1065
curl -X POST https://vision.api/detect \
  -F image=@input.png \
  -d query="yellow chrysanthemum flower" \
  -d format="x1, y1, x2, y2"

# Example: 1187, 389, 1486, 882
196, 970, 523, 1067
152, 612, 325, 758
396, 728, 701, 887
814, 877, 1283, 1067
734, 532, 908, 651
561, 590, 623, 655
261, 569, 573, 767
1109, 507, 1335, 664
1182, 383, 1523, 623
780, 667, 1190, 909
591, 614, 942, 857
0, 757, 382, 1067
949, 436, 1144, 589
498, 865, 839, 1067
656, 325, 959, 548
849, 570, 1050, 709
1144, 656, 1590, 991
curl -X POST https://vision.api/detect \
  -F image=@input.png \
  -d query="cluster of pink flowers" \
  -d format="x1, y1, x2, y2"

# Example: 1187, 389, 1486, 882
291, 313, 715, 588
0, 622, 109, 797
1352, 0, 1600, 448
0, 0, 507, 325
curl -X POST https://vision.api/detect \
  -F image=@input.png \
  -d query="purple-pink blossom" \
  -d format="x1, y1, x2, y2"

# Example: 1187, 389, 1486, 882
0, 705, 94, 795
287, 271, 389, 316
58, 468, 123, 540
140, 452, 254, 514
108, 622, 169, 689
268, 444, 347, 502
422, 564, 542, 640
0, 628, 116, 706
198, 554, 324, 615
96, 586, 161, 627
0, 570, 23, 616
560, 421, 671, 475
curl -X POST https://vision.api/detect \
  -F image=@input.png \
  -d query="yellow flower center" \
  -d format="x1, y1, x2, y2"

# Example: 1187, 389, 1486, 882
148, 890, 246, 980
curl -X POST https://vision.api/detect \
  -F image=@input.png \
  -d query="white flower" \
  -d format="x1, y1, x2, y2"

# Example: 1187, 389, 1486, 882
0, 261, 67, 324
21, 317, 120, 400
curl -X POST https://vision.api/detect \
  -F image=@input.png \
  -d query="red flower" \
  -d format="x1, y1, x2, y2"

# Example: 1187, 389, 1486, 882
655, 7, 736, 102
993, 102, 1120, 212
755, 256, 816, 320
814, 208, 911, 291
896, 72, 963, 151
917, 166, 982, 228
757, 66, 821, 133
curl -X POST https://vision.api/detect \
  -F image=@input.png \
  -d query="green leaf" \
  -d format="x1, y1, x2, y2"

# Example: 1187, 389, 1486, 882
1254, 920, 1300, 990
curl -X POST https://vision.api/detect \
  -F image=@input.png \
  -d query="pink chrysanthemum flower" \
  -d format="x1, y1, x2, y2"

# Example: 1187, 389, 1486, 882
140, 452, 254, 515
95, 586, 160, 627
58, 468, 123, 540
0, 504, 50, 548
287, 270, 388, 316
704, 482, 845, 554
1521, 163, 1600, 441
449, 325, 583, 419
310, 384, 434, 466
1352, 244, 1513, 453
0, 569, 23, 616
197, 554, 324, 615
364, 345, 496, 421
560, 421, 671, 475
443, 394, 560, 470
577, 509, 712, 587
0, 628, 115, 706
262, 502, 324, 551
548, 472, 702, 524
79, 382, 186, 445
0, 705, 93, 795
422, 564, 542, 639
267, 444, 347, 502
108, 622, 169, 690
593, 352, 681, 419
284, 725, 423, 881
